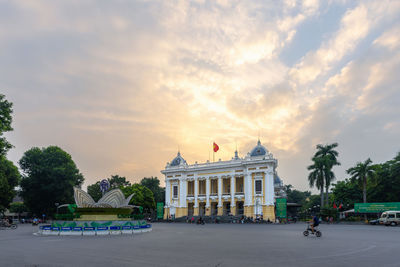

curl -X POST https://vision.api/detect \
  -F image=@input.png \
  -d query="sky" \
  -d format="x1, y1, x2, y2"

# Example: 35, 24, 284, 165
1, 0, 400, 192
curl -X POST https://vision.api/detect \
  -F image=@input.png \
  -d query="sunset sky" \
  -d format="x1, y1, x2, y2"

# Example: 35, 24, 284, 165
2, 0, 400, 191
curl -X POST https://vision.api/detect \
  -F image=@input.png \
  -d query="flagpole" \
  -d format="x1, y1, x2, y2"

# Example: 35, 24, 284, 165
213, 141, 215, 162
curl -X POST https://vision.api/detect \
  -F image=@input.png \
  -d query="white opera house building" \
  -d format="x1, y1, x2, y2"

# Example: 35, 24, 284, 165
161, 140, 284, 221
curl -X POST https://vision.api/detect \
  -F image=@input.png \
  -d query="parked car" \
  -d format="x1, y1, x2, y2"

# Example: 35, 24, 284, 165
369, 219, 380, 225
379, 211, 400, 226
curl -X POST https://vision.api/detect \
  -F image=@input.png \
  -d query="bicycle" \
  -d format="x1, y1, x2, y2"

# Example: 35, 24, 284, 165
303, 223, 321, 237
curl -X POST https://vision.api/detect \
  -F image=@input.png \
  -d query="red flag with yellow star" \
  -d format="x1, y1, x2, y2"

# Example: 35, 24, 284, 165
213, 142, 219, 152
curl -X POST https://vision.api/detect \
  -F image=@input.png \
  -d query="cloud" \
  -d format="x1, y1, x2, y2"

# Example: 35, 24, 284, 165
1, 0, 400, 192
289, 0, 400, 85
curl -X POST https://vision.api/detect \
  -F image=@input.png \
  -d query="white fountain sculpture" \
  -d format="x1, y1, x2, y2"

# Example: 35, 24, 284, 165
74, 187, 134, 208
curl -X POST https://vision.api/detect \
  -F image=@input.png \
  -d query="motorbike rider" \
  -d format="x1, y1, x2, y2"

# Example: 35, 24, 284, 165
2, 217, 10, 227
309, 215, 319, 234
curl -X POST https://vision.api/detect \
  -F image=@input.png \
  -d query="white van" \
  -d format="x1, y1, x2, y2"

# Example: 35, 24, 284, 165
379, 211, 400, 226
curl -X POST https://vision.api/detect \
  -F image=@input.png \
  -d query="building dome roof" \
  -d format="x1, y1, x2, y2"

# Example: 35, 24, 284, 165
249, 140, 268, 157
274, 174, 282, 186
170, 151, 186, 166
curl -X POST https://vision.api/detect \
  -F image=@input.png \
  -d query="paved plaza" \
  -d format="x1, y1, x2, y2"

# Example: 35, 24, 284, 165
1, 222, 400, 266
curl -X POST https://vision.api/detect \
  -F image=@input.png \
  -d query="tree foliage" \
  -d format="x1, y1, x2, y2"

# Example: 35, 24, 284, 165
121, 184, 155, 212
307, 156, 325, 207
283, 184, 311, 206
0, 94, 13, 156
346, 158, 375, 203
87, 181, 102, 202
315, 143, 340, 205
0, 94, 19, 213
87, 175, 131, 202
367, 153, 400, 202
109, 175, 131, 189
9, 202, 27, 215
331, 179, 362, 209
140, 177, 165, 203
332, 152, 400, 206
0, 156, 20, 213
19, 146, 84, 216
308, 143, 340, 208
301, 194, 321, 213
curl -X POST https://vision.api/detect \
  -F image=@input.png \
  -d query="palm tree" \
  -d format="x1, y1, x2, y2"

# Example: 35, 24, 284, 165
308, 156, 325, 208
314, 143, 340, 206
346, 158, 374, 204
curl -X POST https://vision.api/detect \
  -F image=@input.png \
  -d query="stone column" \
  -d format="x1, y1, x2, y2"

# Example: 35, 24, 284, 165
230, 176, 236, 215
164, 179, 170, 219
165, 179, 170, 206
262, 170, 275, 221
264, 171, 274, 205
178, 179, 187, 218
217, 176, 223, 215
194, 178, 199, 216
205, 177, 211, 216
244, 173, 251, 216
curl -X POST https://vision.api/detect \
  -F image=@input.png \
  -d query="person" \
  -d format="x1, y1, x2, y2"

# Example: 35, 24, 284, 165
2, 217, 10, 227
309, 215, 319, 234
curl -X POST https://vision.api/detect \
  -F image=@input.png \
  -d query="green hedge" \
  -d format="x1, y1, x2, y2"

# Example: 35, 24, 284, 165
75, 207, 132, 215
54, 214, 81, 220
117, 214, 144, 219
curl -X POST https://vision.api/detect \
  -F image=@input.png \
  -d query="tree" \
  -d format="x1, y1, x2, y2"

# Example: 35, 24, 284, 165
9, 202, 27, 219
140, 177, 165, 203
301, 194, 321, 214
331, 179, 363, 209
19, 146, 84, 216
366, 153, 400, 203
121, 184, 155, 212
308, 156, 325, 208
87, 175, 131, 202
108, 175, 131, 189
87, 181, 102, 202
283, 184, 311, 206
0, 94, 19, 213
314, 143, 340, 206
0, 94, 14, 156
0, 156, 20, 213
346, 158, 374, 204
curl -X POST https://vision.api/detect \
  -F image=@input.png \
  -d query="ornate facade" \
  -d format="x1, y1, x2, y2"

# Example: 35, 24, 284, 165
161, 141, 284, 220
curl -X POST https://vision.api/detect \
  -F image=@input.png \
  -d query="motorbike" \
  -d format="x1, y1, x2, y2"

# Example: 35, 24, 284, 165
196, 218, 205, 225
303, 223, 321, 237
0, 222, 18, 229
